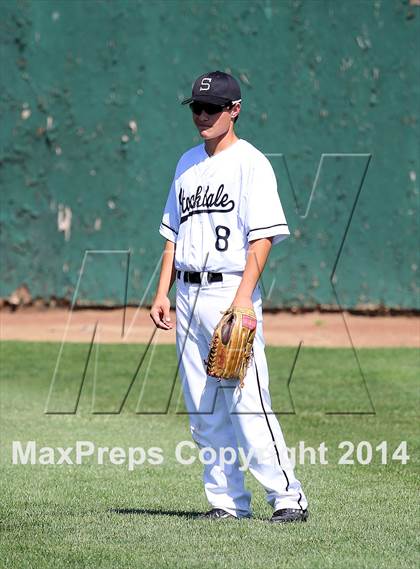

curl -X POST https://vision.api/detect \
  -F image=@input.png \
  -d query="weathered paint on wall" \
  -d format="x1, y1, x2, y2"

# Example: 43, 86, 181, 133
1, 0, 419, 309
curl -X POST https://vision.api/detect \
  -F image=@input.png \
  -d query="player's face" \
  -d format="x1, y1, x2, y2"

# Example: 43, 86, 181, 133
190, 102, 239, 139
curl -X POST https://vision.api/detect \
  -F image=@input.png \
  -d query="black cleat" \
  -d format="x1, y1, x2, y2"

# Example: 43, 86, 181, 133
270, 508, 309, 523
198, 508, 237, 520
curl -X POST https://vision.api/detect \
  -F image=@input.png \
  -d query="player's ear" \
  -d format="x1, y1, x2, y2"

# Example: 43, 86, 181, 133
230, 102, 241, 120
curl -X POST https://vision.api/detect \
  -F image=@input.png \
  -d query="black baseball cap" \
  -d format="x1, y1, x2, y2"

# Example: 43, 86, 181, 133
181, 70, 242, 106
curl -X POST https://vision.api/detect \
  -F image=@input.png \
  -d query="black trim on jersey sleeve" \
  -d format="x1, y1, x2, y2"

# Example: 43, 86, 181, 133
247, 223, 288, 237
161, 222, 178, 235
247, 224, 290, 246
159, 222, 178, 243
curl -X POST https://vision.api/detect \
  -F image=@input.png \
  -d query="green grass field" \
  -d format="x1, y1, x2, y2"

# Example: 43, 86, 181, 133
0, 341, 418, 569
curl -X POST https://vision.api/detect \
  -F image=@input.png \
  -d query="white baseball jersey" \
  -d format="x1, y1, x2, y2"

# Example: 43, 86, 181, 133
159, 139, 290, 272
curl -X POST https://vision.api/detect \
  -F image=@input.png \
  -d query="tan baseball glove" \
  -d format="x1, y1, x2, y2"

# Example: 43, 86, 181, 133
206, 307, 257, 388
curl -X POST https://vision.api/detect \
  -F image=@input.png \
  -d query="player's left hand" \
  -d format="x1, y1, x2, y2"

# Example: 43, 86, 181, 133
230, 294, 254, 309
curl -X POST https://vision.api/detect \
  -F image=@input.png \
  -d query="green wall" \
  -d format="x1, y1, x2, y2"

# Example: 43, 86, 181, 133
1, 0, 419, 310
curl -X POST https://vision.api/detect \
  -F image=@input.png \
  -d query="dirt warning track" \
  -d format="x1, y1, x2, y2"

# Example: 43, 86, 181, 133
1, 307, 418, 348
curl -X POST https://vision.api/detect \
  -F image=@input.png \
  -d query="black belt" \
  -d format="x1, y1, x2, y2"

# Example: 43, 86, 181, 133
176, 270, 223, 284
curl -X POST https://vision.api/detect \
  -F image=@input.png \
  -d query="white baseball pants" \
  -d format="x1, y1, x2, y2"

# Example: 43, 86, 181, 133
175, 271, 308, 518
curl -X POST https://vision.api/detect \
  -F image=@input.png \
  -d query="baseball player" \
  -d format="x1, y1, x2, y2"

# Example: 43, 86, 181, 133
150, 70, 308, 523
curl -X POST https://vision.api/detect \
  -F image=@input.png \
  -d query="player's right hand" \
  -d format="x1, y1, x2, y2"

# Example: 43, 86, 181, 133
150, 295, 173, 330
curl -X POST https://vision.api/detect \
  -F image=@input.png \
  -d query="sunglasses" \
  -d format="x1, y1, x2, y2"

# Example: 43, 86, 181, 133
189, 101, 232, 115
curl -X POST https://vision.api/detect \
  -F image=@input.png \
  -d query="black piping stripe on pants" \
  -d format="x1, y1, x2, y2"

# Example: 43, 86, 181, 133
254, 357, 303, 511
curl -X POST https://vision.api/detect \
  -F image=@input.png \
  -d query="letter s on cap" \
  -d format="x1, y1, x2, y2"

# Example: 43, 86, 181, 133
200, 78, 212, 91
